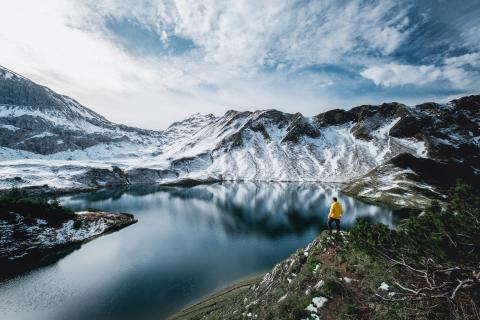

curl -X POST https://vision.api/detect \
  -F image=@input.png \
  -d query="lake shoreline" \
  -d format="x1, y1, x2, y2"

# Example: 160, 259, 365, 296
0, 210, 137, 280
0, 182, 400, 319
168, 273, 266, 320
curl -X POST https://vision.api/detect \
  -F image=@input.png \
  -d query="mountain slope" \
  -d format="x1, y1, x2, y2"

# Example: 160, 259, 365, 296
343, 153, 480, 207
0, 65, 162, 156
152, 97, 478, 187
0, 66, 478, 207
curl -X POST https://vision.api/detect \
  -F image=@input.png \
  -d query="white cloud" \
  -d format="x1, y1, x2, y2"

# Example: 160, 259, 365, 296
0, 0, 477, 129
361, 56, 479, 89
84, 0, 411, 72
360, 63, 443, 87
444, 52, 480, 68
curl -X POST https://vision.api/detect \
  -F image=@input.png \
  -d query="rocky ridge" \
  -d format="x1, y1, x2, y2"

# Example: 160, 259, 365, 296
0, 65, 162, 156
0, 66, 479, 207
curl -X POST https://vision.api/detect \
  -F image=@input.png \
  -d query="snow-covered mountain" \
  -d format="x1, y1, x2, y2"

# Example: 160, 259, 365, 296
0, 65, 162, 157
0, 66, 478, 207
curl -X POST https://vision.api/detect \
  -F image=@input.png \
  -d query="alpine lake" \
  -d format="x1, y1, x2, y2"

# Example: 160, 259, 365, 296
0, 182, 399, 320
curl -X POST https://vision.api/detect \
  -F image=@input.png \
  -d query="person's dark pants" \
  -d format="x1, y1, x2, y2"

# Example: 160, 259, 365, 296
328, 217, 340, 233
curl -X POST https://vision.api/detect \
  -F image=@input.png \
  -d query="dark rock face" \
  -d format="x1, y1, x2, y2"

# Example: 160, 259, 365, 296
250, 123, 271, 140
377, 102, 408, 118
282, 113, 320, 143
315, 98, 478, 171
390, 153, 480, 191
350, 121, 374, 140
314, 109, 355, 127
348, 103, 409, 140
217, 109, 294, 149
75, 166, 129, 187
350, 113, 385, 140
222, 127, 248, 149
451, 95, 480, 114
343, 153, 480, 208
389, 116, 424, 139
313, 97, 480, 173
126, 168, 179, 184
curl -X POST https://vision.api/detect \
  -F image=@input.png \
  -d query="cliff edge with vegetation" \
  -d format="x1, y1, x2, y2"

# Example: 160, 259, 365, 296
170, 181, 479, 319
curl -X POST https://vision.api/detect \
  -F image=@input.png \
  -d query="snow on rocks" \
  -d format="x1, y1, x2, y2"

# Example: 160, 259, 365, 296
287, 273, 297, 283
343, 277, 354, 283
314, 280, 325, 289
379, 282, 390, 291
0, 210, 137, 275
278, 293, 288, 302
305, 296, 328, 313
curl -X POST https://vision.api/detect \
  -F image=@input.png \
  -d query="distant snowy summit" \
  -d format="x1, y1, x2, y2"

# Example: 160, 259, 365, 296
0, 65, 479, 207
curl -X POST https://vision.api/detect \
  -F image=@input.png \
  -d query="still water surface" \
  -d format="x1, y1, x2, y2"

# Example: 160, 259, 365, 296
0, 183, 396, 320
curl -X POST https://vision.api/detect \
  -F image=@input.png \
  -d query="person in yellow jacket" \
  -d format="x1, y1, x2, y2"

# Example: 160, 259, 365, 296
328, 197, 343, 234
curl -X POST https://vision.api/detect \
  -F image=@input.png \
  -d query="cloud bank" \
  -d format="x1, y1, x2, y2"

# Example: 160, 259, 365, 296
0, 0, 479, 129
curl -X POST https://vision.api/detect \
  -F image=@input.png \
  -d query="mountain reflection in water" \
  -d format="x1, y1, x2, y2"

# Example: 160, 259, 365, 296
63, 182, 395, 238
0, 182, 396, 320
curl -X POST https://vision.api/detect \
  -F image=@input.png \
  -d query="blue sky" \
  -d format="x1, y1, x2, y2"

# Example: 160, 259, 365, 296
0, 0, 479, 129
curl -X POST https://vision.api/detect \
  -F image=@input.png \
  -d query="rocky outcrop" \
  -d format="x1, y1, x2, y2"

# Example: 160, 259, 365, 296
75, 166, 182, 187
389, 153, 479, 189
314, 108, 355, 127
75, 166, 129, 187
389, 115, 425, 139
0, 209, 137, 277
451, 94, 480, 114
343, 153, 480, 208
348, 103, 408, 140
281, 113, 320, 143
126, 168, 179, 184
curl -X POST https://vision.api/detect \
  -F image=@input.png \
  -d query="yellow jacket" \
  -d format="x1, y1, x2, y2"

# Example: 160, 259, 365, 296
329, 202, 343, 219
